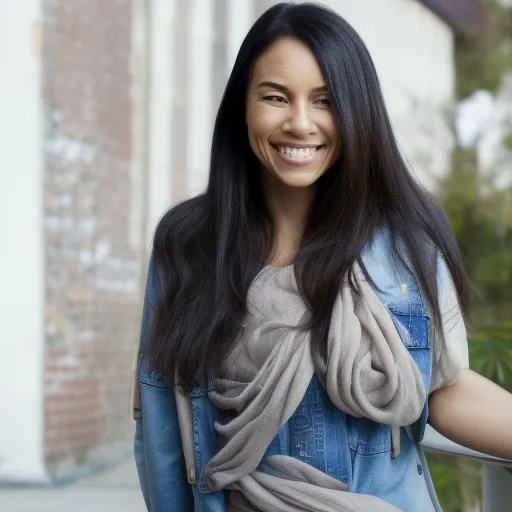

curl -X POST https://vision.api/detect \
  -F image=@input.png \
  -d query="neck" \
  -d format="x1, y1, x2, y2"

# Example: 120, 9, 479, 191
260, 170, 315, 266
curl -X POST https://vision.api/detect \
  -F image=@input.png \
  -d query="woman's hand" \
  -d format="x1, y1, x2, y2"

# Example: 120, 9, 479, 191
428, 368, 512, 460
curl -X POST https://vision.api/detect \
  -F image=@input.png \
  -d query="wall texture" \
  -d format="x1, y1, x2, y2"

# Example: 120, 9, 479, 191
41, 0, 142, 478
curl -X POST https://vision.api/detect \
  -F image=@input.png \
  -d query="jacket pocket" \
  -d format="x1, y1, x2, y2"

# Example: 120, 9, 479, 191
387, 306, 430, 349
348, 417, 392, 455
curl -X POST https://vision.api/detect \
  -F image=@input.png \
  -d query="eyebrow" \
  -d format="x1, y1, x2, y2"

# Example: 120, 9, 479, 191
256, 81, 328, 94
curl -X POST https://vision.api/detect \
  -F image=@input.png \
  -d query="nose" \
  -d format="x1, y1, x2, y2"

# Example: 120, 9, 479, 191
282, 103, 317, 137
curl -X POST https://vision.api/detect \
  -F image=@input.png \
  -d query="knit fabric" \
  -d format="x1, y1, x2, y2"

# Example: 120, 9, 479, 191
204, 264, 426, 512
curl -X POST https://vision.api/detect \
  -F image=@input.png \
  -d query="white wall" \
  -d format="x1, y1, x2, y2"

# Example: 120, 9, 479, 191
226, 0, 253, 72
130, 0, 151, 254
147, 0, 175, 245
0, 0, 47, 482
186, 0, 215, 197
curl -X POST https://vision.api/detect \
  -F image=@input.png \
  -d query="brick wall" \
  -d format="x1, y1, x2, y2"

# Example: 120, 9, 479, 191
41, 0, 143, 477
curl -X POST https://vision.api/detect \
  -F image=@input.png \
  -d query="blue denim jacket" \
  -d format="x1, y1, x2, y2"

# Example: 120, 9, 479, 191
134, 228, 441, 511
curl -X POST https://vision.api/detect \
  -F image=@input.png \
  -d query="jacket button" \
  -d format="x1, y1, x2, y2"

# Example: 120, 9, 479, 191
417, 464, 423, 475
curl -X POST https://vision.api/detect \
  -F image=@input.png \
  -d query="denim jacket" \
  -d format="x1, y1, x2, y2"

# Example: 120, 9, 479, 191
133, 228, 442, 511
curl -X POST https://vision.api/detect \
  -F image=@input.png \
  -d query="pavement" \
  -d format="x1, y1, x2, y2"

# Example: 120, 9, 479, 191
0, 458, 146, 512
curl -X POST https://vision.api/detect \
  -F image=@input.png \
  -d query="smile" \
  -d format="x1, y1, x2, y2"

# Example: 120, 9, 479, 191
271, 144, 324, 166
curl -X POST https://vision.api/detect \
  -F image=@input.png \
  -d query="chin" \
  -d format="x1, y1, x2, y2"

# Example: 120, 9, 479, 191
274, 170, 322, 188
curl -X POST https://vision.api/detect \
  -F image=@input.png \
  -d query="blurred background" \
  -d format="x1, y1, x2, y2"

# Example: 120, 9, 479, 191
0, 0, 510, 511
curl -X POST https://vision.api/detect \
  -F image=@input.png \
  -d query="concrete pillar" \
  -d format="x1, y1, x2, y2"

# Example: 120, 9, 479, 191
147, 0, 175, 239
0, 0, 47, 483
186, 0, 215, 197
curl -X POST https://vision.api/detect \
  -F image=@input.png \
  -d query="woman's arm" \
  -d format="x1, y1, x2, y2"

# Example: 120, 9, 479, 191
134, 254, 194, 511
429, 368, 512, 460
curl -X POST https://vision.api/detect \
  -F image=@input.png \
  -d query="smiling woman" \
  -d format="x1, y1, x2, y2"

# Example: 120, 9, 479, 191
246, 39, 341, 190
133, 2, 512, 512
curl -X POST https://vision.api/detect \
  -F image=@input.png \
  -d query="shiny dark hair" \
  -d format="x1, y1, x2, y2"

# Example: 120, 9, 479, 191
147, 2, 469, 388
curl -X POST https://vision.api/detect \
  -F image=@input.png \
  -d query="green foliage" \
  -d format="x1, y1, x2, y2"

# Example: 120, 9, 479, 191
427, 455, 482, 512
434, 146, 512, 509
433, 151, 512, 510
438, 148, 512, 326
469, 323, 512, 391
504, 131, 512, 152
455, 1, 512, 98
432, 4, 512, 506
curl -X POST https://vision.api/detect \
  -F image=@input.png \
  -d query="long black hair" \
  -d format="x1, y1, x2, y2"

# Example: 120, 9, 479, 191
147, 2, 470, 388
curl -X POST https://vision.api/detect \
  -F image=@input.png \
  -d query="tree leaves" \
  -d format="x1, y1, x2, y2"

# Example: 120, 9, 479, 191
469, 322, 512, 391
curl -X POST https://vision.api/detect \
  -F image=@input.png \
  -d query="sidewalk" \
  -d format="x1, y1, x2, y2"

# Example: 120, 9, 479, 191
0, 458, 146, 512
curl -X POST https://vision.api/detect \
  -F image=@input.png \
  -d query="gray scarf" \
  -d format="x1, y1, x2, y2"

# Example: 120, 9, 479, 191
204, 264, 426, 512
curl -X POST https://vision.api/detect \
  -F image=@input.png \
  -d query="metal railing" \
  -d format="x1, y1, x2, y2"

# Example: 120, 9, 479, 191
422, 426, 512, 511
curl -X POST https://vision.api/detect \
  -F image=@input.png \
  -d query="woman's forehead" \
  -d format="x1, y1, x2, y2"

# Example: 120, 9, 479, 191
250, 38, 326, 90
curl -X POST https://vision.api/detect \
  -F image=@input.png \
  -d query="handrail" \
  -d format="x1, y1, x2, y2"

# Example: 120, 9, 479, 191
421, 426, 512, 469
421, 426, 512, 512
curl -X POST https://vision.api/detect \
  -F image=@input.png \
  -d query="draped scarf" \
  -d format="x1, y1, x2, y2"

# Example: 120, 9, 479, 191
204, 264, 426, 512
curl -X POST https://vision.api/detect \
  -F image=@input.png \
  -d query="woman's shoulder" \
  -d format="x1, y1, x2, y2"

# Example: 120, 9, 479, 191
153, 195, 208, 255
361, 227, 410, 297
156, 194, 207, 232
362, 226, 410, 278
151, 194, 209, 284
361, 225, 438, 304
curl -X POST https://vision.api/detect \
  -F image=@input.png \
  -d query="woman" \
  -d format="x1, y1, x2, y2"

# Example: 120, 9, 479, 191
133, 3, 512, 511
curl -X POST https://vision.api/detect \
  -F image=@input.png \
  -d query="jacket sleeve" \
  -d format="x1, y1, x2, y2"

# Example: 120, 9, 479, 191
133, 254, 194, 511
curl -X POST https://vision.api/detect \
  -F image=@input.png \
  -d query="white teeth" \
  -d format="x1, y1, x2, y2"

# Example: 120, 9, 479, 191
277, 145, 318, 160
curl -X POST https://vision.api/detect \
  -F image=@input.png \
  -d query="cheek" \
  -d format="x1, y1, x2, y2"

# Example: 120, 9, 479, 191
247, 104, 281, 138
326, 121, 342, 154
321, 114, 338, 139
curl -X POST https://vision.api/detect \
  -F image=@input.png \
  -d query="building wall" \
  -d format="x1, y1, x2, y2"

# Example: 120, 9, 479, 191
41, 0, 142, 478
340, 0, 455, 190
0, 0, 46, 482
147, 0, 173, 234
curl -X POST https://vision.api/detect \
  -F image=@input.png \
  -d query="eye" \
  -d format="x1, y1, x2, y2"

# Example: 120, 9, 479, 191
263, 95, 287, 103
316, 98, 331, 107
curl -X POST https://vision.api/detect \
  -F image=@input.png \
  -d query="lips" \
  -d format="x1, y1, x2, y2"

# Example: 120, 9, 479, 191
271, 143, 323, 166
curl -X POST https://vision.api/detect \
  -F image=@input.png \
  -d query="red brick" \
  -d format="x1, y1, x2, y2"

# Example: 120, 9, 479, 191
42, 0, 141, 477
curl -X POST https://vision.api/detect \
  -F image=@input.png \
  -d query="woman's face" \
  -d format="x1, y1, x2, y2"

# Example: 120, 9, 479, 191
246, 38, 341, 189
